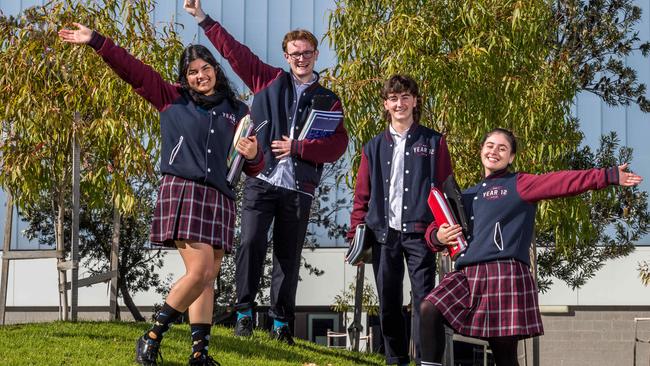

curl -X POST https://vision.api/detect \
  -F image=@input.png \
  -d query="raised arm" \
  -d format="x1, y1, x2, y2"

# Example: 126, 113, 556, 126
58, 23, 179, 111
517, 164, 643, 203
184, 0, 282, 93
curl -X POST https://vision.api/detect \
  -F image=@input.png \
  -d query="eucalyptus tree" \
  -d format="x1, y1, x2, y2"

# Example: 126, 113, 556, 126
326, 0, 649, 289
0, 0, 183, 316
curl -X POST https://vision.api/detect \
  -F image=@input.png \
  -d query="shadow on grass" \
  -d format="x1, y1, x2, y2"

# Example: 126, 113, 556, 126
296, 341, 383, 365
214, 332, 383, 365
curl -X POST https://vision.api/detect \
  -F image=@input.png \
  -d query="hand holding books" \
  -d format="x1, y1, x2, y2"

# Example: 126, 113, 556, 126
298, 95, 343, 141
427, 175, 470, 260
345, 224, 372, 266
226, 114, 256, 187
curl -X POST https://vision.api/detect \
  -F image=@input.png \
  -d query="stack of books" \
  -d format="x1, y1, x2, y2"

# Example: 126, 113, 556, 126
226, 114, 254, 187
298, 109, 343, 140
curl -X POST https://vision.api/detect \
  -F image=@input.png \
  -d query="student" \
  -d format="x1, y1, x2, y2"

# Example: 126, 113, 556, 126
184, 0, 349, 345
59, 21, 263, 366
348, 75, 453, 365
420, 128, 643, 366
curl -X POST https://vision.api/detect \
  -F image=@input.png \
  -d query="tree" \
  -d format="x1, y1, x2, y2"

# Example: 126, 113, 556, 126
326, 0, 649, 289
0, 0, 183, 315
21, 179, 167, 321
553, 0, 650, 112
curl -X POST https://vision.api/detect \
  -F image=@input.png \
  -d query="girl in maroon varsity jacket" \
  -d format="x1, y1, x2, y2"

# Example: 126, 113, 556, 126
418, 128, 643, 366
59, 22, 263, 366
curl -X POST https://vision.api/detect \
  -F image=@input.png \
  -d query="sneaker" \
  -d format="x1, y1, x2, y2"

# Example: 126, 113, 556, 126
135, 335, 163, 365
234, 315, 253, 337
188, 353, 221, 366
271, 325, 295, 346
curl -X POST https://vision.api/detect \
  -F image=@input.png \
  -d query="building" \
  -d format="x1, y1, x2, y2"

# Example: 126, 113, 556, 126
1, 1, 649, 365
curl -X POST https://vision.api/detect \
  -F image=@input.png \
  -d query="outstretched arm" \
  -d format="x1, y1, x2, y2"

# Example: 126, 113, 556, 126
517, 163, 643, 203
185, 0, 282, 93
58, 23, 179, 111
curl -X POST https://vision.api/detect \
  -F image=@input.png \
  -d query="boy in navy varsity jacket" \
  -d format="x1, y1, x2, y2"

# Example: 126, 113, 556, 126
348, 75, 453, 366
419, 128, 643, 366
186, 1, 349, 344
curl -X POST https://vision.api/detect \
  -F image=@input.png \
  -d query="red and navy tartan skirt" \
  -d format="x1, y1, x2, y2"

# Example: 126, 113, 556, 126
425, 258, 543, 339
150, 174, 236, 253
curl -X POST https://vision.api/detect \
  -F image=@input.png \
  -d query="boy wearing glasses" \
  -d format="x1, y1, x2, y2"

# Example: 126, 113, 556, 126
186, 1, 348, 345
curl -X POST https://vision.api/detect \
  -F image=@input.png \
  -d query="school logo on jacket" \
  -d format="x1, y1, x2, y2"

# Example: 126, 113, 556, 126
483, 185, 508, 200
412, 143, 435, 157
222, 112, 238, 125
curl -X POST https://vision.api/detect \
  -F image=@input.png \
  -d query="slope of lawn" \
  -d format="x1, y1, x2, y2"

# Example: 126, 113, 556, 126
0, 321, 386, 365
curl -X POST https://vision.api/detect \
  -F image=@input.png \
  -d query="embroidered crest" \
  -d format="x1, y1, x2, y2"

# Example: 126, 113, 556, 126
412, 142, 435, 157
482, 185, 508, 200
222, 112, 237, 125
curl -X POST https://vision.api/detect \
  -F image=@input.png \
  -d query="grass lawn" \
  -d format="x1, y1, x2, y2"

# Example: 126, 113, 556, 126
0, 321, 387, 365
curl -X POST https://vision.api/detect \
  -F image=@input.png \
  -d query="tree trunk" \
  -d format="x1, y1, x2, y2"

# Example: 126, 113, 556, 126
56, 194, 68, 321
109, 205, 120, 320
119, 278, 144, 321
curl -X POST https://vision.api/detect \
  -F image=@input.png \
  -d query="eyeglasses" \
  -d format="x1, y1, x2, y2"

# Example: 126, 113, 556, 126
287, 50, 315, 60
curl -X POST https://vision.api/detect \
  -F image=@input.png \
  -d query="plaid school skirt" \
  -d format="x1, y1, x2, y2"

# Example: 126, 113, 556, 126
425, 258, 543, 339
150, 174, 236, 253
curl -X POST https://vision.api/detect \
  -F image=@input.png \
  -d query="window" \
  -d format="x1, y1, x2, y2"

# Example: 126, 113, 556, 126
307, 313, 340, 346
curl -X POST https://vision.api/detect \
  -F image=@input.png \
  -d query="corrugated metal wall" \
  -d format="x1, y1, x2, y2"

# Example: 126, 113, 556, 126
1, 0, 649, 248
0, 0, 341, 249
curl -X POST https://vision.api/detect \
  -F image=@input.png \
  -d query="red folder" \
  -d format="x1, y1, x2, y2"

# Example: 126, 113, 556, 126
427, 187, 468, 260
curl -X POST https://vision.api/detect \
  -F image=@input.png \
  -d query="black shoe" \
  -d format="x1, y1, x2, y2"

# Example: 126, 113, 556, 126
234, 315, 253, 337
271, 325, 295, 346
135, 335, 163, 365
188, 353, 221, 366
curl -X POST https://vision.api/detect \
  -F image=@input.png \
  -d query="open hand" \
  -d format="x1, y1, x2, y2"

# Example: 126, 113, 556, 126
436, 223, 463, 246
271, 135, 292, 159
183, 0, 206, 22
236, 135, 258, 160
618, 163, 643, 187
58, 23, 92, 44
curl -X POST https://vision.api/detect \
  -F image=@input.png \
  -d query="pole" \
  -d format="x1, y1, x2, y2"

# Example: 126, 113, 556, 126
0, 195, 14, 325
70, 121, 80, 321
348, 264, 365, 351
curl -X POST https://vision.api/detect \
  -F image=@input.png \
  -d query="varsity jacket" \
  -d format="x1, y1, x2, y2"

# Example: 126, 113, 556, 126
199, 16, 349, 196
88, 33, 264, 200
349, 123, 453, 244
425, 167, 619, 269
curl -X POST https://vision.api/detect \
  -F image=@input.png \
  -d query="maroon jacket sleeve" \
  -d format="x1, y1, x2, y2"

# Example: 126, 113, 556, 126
347, 150, 371, 240
200, 16, 283, 93
434, 135, 453, 188
290, 100, 349, 163
88, 32, 180, 112
424, 220, 448, 253
516, 167, 619, 203
243, 143, 265, 176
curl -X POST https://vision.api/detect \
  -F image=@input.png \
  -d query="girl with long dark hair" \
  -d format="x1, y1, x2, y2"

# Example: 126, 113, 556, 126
59, 22, 264, 366
420, 128, 642, 366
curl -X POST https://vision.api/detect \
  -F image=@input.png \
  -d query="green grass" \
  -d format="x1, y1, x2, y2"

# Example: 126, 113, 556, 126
0, 321, 386, 365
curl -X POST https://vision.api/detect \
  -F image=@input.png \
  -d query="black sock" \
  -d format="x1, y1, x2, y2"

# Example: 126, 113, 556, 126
147, 302, 182, 341
420, 300, 448, 363
190, 323, 212, 359
488, 337, 520, 366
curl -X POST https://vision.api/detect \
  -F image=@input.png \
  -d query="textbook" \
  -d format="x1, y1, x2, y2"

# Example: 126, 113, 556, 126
427, 175, 470, 260
226, 114, 254, 187
345, 224, 372, 266
297, 109, 343, 140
